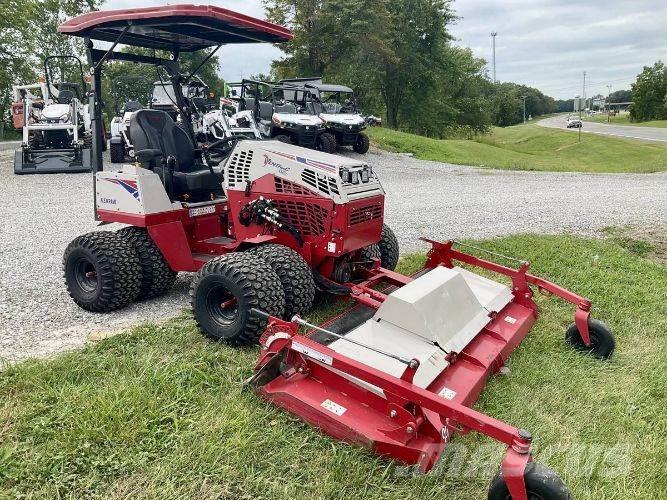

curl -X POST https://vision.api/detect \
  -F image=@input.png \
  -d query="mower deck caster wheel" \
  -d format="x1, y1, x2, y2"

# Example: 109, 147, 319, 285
353, 132, 370, 154
565, 318, 615, 360
63, 231, 142, 312
190, 253, 285, 345
488, 462, 571, 500
247, 244, 315, 319
116, 226, 177, 299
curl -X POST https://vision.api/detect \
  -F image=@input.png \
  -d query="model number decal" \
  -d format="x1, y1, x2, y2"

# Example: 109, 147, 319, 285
291, 341, 333, 365
321, 399, 347, 416
189, 206, 216, 217
100, 197, 117, 205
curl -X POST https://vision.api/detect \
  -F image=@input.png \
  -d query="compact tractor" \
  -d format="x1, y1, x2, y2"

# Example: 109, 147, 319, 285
13, 55, 95, 174
109, 76, 153, 163
282, 77, 370, 153
59, 6, 614, 499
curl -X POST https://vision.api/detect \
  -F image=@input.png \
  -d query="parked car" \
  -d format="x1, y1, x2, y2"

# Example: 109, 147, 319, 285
566, 116, 583, 128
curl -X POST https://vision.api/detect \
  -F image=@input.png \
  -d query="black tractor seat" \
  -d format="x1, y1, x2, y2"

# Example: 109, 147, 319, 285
130, 109, 223, 203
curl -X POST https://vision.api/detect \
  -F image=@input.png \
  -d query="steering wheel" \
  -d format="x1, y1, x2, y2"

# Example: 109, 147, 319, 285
203, 137, 241, 168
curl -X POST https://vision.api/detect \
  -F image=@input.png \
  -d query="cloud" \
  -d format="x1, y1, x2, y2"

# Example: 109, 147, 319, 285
99, 0, 666, 98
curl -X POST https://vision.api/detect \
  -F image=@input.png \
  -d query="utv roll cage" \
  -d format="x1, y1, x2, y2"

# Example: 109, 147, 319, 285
57, 4, 292, 215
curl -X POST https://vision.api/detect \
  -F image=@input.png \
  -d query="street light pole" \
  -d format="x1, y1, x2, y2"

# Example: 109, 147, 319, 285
521, 95, 528, 123
606, 84, 612, 123
490, 32, 497, 83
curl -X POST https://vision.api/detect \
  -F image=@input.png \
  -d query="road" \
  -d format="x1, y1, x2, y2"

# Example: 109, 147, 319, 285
1, 146, 665, 363
538, 115, 667, 142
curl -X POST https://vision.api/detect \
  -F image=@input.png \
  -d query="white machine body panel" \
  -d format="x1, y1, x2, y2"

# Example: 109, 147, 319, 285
272, 113, 323, 126
223, 140, 384, 203
96, 165, 181, 215
319, 113, 365, 127
328, 266, 513, 393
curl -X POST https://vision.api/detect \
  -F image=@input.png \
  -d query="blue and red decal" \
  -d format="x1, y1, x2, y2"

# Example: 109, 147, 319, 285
267, 150, 337, 173
105, 178, 140, 201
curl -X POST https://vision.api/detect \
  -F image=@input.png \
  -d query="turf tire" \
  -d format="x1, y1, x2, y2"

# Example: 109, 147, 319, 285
565, 319, 615, 360
487, 462, 571, 500
317, 132, 336, 153
116, 226, 177, 299
275, 134, 291, 144
190, 253, 285, 345
247, 244, 315, 319
378, 224, 399, 270
109, 140, 125, 163
63, 231, 142, 312
353, 132, 370, 154
359, 244, 381, 268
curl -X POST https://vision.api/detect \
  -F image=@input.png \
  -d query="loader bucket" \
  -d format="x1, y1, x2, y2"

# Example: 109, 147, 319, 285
14, 146, 92, 175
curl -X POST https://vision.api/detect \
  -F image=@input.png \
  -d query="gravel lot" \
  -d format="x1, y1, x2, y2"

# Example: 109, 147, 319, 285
1, 145, 665, 363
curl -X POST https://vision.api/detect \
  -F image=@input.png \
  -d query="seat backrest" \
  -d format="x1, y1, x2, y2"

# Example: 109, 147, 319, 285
275, 102, 297, 114
242, 97, 256, 113
258, 100, 274, 120
58, 90, 75, 104
130, 109, 194, 171
123, 100, 142, 113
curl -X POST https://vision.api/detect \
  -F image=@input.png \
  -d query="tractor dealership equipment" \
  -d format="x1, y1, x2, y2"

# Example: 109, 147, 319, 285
13, 55, 94, 174
59, 6, 614, 499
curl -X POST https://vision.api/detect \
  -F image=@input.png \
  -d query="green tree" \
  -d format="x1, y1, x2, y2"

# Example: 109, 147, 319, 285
630, 61, 666, 121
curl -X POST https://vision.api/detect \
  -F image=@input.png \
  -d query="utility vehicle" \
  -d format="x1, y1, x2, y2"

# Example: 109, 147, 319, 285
59, 6, 613, 499
283, 78, 370, 153
238, 79, 334, 152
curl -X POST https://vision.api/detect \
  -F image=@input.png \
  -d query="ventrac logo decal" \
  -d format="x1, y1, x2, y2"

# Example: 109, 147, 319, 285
263, 153, 291, 175
105, 178, 140, 202
267, 150, 337, 173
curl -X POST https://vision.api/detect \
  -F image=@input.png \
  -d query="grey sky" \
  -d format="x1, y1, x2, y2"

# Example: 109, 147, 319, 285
102, 0, 667, 99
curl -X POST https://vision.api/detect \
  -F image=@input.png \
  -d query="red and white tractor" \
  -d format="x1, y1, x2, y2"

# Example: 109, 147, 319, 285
59, 6, 614, 499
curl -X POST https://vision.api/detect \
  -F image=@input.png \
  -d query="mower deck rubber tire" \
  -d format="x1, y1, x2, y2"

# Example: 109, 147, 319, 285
116, 226, 177, 299
190, 253, 285, 345
487, 462, 571, 500
275, 134, 291, 144
565, 319, 615, 360
247, 244, 315, 320
109, 140, 125, 163
63, 231, 142, 312
317, 132, 336, 154
378, 224, 399, 270
353, 132, 370, 154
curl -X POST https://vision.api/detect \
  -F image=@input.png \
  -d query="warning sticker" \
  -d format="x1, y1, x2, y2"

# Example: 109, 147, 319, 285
327, 241, 337, 253
291, 341, 333, 365
321, 399, 347, 416
438, 387, 457, 400
504, 316, 517, 324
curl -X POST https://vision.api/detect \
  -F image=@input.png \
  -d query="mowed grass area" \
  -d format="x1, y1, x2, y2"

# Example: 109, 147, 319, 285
583, 113, 667, 128
2, 234, 666, 499
366, 123, 667, 173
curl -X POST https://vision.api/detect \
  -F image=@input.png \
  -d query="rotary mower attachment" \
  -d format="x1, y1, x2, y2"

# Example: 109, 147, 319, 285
249, 239, 614, 500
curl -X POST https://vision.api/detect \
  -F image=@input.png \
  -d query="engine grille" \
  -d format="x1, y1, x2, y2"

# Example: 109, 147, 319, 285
274, 200, 329, 236
226, 150, 253, 187
348, 202, 383, 226
274, 177, 317, 197
301, 168, 340, 196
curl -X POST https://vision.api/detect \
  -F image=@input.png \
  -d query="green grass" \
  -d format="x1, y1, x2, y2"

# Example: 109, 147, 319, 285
367, 124, 667, 173
1, 234, 666, 499
583, 114, 667, 128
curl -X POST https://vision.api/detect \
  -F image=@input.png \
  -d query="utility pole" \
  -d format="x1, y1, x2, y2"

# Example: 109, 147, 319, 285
491, 32, 498, 83
606, 84, 612, 123
521, 95, 528, 123
581, 71, 586, 117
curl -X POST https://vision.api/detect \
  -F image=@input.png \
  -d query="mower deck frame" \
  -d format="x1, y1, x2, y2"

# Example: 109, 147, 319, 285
252, 239, 595, 500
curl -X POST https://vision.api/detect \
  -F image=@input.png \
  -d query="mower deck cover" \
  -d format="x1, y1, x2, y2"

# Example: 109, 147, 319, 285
329, 266, 513, 389
58, 4, 293, 50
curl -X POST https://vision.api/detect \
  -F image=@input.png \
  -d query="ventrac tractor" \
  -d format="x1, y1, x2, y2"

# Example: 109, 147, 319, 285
283, 78, 370, 154
59, 6, 614, 500
13, 55, 95, 174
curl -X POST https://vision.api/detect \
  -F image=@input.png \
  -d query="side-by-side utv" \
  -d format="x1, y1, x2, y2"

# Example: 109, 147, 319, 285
58, 6, 614, 499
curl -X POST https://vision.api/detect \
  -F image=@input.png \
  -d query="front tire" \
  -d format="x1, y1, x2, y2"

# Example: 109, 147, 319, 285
190, 253, 285, 345
565, 319, 615, 359
247, 244, 315, 319
116, 226, 177, 299
63, 231, 142, 312
274, 134, 291, 144
488, 462, 571, 500
353, 132, 370, 154
109, 140, 125, 163
378, 224, 399, 271
316, 132, 336, 153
